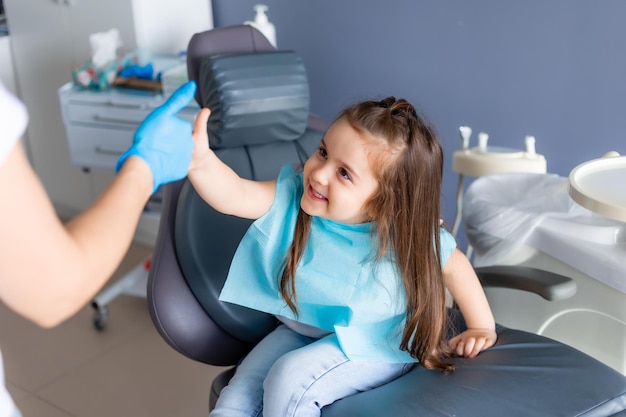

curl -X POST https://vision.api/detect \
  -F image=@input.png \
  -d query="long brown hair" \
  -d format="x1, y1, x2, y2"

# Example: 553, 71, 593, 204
280, 97, 453, 371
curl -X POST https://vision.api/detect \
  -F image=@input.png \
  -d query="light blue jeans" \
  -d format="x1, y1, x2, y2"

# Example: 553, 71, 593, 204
210, 325, 414, 417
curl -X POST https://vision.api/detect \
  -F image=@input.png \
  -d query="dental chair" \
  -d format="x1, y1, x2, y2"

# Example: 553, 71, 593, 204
147, 25, 626, 416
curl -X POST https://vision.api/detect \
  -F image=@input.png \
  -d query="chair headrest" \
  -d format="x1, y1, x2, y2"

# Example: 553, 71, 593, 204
186, 25, 275, 100
196, 51, 310, 149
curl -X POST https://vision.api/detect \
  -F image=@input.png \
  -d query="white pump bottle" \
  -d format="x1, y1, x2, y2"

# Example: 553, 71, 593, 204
244, 4, 277, 48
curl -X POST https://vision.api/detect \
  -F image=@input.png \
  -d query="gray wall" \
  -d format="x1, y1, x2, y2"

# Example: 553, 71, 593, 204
212, 1, 626, 247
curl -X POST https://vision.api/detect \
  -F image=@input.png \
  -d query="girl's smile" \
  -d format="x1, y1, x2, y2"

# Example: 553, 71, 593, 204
307, 185, 328, 202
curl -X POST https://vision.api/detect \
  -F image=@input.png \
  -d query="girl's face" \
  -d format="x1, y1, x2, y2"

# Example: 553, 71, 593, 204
301, 118, 379, 224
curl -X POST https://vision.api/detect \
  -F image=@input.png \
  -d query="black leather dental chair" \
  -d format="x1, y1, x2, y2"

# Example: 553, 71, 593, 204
147, 25, 626, 416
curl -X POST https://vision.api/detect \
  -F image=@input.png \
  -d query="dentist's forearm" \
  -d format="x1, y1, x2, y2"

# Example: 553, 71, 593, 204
0, 149, 152, 327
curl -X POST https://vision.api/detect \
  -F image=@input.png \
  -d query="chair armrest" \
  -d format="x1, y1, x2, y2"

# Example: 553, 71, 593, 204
148, 180, 254, 366
474, 265, 577, 301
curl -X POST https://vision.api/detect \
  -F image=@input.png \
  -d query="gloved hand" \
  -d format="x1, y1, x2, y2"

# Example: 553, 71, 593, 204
116, 81, 197, 193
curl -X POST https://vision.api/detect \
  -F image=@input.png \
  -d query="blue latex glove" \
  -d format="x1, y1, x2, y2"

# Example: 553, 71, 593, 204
116, 81, 197, 193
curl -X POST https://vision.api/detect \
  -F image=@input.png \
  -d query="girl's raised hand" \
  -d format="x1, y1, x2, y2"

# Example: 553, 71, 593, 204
190, 107, 212, 172
448, 328, 497, 358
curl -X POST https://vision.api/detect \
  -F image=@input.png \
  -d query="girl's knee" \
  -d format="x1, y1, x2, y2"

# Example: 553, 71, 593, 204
263, 352, 300, 395
263, 352, 319, 416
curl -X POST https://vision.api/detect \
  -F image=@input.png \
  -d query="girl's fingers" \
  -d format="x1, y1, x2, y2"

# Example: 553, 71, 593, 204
193, 108, 211, 138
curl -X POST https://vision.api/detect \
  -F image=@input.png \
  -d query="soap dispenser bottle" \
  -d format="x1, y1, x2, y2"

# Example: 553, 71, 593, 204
245, 4, 277, 48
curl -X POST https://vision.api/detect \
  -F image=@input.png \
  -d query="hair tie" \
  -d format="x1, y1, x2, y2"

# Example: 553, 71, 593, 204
379, 97, 396, 109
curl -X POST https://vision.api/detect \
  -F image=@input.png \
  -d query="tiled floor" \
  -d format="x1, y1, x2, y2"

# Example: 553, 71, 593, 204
1, 243, 228, 417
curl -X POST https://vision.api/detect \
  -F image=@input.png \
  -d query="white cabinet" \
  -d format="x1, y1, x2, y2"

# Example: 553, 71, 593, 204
4, 0, 211, 217
58, 83, 199, 169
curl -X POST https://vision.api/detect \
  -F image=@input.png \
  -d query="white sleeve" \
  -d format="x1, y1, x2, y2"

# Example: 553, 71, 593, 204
0, 80, 29, 165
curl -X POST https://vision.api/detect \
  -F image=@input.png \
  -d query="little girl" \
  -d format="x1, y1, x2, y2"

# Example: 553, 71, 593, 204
188, 97, 497, 417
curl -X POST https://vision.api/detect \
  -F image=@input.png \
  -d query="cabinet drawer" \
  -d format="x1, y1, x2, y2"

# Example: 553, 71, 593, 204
66, 101, 199, 127
66, 102, 153, 127
66, 125, 134, 169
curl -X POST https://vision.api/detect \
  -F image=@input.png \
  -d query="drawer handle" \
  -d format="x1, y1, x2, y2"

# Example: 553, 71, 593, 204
93, 114, 141, 125
108, 100, 150, 110
95, 146, 124, 156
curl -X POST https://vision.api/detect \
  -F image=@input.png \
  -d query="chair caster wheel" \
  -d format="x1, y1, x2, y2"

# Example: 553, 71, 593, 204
92, 302, 109, 331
